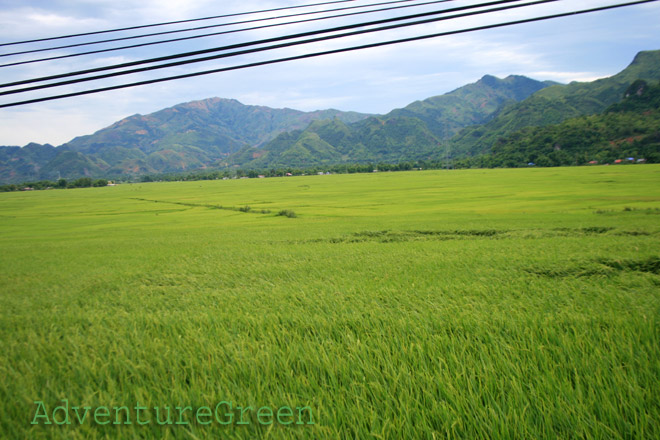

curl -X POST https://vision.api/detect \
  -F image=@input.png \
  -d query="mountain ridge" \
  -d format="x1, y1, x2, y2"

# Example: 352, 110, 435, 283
226, 74, 554, 169
1, 49, 659, 184
454, 78, 660, 168
449, 50, 660, 158
0, 98, 374, 183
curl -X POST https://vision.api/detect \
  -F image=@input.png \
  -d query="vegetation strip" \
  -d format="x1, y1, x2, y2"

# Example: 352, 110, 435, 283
300, 227, 657, 244
130, 197, 275, 215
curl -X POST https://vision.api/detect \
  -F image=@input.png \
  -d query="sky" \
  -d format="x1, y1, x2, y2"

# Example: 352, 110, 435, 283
1, 0, 659, 146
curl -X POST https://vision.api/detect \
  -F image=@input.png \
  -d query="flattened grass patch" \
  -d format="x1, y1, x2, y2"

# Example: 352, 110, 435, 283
315, 229, 506, 244
526, 256, 660, 279
597, 256, 660, 275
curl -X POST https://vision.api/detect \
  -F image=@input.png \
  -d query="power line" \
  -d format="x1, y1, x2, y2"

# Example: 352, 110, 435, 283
0, 0, 453, 68
1, 0, 422, 58
1, 0, 656, 108
2, 0, 552, 95
0, 0, 359, 47
0, 0, 528, 89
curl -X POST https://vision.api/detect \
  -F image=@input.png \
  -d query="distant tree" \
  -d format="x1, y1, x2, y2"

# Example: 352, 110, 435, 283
534, 155, 552, 167
71, 177, 93, 188
0, 184, 18, 192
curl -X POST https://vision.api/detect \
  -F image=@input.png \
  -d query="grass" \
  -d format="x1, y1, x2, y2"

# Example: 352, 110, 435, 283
0, 165, 659, 439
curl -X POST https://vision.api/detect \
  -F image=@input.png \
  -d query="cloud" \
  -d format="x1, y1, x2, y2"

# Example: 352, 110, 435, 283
529, 71, 606, 83
0, 104, 120, 146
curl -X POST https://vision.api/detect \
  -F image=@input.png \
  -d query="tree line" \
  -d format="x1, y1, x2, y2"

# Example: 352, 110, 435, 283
0, 177, 109, 192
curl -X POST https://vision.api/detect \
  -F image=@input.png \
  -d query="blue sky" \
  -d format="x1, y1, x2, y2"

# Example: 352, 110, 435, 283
1, 0, 659, 146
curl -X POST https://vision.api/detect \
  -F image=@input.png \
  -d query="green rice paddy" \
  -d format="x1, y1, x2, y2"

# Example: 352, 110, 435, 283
1, 166, 659, 439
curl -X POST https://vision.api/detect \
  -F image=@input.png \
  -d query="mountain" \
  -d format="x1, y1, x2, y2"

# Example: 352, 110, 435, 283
64, 98, 372, 155
455, 79, 660, 168
449, 50, 660, 158
2, 49, 660, 184
389, 74, 557, 139
63, 98, 372, 175
227, 74, 554, 169
0, 99, 372, 183
0, 143, 59, 183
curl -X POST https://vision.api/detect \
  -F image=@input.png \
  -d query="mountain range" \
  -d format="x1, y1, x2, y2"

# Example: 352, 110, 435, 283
1, 49, 659, 184
0, 100, 371, 183
226, 74, 555, 169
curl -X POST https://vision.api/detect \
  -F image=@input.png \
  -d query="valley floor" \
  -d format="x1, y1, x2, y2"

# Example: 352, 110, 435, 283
1, 166, 659, 439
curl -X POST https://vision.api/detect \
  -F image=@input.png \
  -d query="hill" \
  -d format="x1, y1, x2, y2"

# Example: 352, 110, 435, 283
0, 143, 60, 183
0, 99, 372, 183
227, 74, 553, 169
449, 50, 660, 158
455, 79, 660, 168
226, 50, 660, 170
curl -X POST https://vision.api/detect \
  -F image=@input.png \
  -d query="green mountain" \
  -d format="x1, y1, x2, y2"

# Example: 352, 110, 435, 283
0, 143, 59, 183
63, 97, 372, 172
0, 99, 372, 183
390, 75, 557, 139
456, 79, 660, 168
65, 97, 372, 156
228, 74, 553, 168
449, 50, 660, 158
39, 150, 106, 181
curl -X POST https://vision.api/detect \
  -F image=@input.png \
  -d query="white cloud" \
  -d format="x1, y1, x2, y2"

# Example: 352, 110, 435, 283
0, 105, 119, 146
529, 71, 606, 83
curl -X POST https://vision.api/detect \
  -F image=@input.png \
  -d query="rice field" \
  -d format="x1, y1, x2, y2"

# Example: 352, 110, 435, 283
0, 165, 659, 439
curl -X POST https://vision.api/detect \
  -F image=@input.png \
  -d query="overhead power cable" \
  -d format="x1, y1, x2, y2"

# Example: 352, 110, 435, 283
0, 0, 358, 47
0, 0, 453, 68
1, 0, 422, 58
0, 0, 530, 89
0, 0, 656, 108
